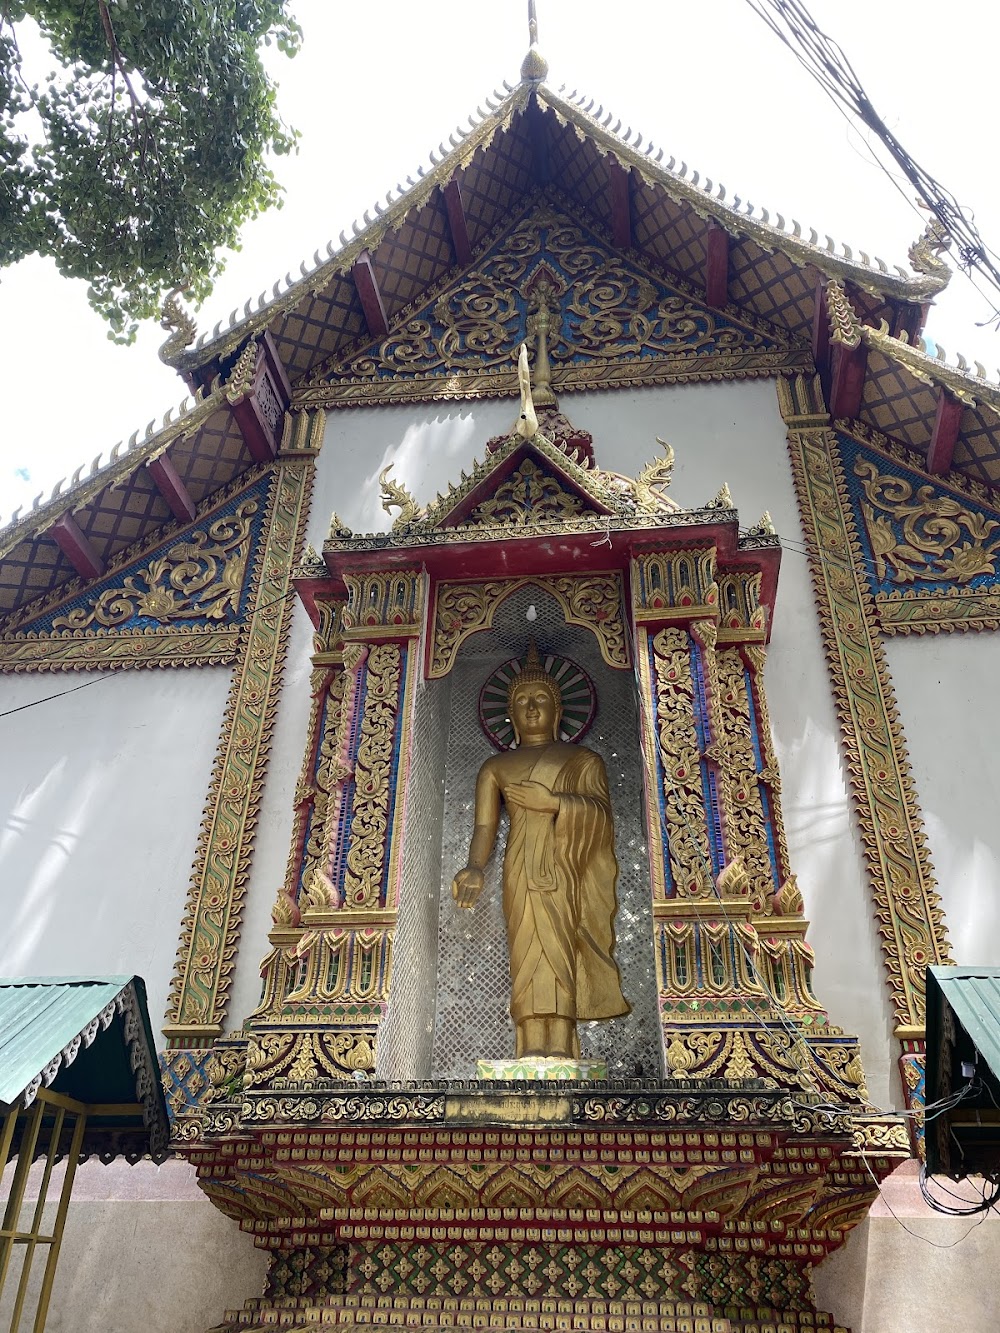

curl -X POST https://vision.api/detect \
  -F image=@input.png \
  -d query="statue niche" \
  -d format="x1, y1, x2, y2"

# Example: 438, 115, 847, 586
452, 644, 629, 1061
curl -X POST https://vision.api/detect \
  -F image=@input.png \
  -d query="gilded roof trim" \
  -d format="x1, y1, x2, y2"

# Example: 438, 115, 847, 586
167, 78, 947, 378
0, 381, 227, 560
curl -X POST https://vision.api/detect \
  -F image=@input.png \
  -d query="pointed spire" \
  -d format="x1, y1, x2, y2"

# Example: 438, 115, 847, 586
520, 0, 549, 82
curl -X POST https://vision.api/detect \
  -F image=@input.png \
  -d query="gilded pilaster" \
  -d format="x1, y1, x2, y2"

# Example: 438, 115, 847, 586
245, 568, 425, 1082
779, 372, 951, 1035
162, 448, 317, 1048
631, 548, 865, 1101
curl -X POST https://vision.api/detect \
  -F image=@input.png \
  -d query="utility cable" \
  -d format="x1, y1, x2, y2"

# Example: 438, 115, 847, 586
745, 0, 1000, 325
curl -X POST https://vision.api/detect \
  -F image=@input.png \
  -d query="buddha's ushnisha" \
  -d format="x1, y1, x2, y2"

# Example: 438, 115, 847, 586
453, 646, 629, 1058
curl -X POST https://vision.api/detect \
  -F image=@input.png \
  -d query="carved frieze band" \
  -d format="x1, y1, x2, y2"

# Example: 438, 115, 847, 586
293, 199, 809, 409
0, 471, 272, 672
781, 376, 952, 1030
836, 422, 1000, 636
430, 573, 629, 677
163, 455, 315, 1046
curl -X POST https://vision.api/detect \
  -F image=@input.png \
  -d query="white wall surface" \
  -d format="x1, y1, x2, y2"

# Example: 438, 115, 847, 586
0, 666, 231, 1039
227, 382, 899, 1108
884, 631, 1000, 967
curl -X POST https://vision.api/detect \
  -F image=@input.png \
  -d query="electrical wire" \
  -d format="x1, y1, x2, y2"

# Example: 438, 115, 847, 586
0, 586, 299, 723
745, 0, 1000, 325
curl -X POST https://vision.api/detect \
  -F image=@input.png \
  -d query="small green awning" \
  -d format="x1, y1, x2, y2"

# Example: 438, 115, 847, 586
926, 966, 1000, 1178
0, 976, 169, 1161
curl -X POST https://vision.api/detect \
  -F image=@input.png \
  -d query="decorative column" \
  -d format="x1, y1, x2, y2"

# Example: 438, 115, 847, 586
632, 548, 868, 1101
245, 567, 425, 1084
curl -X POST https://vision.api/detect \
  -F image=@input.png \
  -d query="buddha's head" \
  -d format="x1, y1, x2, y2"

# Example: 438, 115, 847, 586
507, 644, 562, 746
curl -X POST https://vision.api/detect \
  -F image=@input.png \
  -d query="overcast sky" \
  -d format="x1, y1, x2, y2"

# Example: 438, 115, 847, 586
2, 0, 998, 519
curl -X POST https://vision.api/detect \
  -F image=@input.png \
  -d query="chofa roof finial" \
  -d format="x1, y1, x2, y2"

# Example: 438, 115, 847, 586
520, 0, 549, 82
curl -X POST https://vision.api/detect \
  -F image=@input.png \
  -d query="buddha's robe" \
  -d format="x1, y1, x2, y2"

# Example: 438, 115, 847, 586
502, 743, 629, 1023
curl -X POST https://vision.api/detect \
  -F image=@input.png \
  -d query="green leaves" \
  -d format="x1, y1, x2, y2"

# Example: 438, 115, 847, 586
0, 0, 301, 340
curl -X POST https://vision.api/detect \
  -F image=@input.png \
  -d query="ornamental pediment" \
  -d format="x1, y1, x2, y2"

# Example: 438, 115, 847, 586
297, 198, 796, 408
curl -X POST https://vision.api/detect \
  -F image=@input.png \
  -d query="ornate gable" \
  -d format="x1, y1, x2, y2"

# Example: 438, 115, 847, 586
297, 199, 802, 408
367, 422, 680, 548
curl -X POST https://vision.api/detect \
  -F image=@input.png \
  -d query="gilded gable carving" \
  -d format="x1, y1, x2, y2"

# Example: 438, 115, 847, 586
297, 200, 803, 408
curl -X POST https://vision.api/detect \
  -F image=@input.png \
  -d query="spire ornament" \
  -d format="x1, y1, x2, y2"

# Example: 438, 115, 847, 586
520, 0, 549, 82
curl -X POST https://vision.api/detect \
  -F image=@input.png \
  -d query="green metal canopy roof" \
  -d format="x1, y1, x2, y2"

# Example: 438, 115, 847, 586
925, 966, 1000, 1178
927, 967, 1000, 1085
0, 976, 169, 1160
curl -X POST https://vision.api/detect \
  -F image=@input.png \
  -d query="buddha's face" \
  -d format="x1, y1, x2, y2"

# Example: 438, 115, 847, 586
509, 682, 561, 745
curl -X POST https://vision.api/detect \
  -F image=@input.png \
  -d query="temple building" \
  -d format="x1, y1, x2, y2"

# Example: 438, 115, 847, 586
3, 18, 1000, 1333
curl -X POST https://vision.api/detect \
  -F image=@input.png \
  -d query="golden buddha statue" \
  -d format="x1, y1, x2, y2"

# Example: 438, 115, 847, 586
452, 647, 630, 1059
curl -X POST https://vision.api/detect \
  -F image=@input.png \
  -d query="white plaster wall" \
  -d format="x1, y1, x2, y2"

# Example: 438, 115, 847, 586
0, 666, 231, 1039
884, 632, 1000, 966
228, 383, 898, 1107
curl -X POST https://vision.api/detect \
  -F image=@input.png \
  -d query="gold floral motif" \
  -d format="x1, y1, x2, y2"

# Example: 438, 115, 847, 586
462, 458, 586, 527
781, 374, 952, 1029
855, 455, 1000, 586
163, 460, 315, 1044
246, 1031, 377, 1087
743, 644, 791, 880
51, 501, 257, 632
430, 573, 629, 678
342, 644, 402, 910
650, 627, 713, 898
303, 203, 785, 404
717, 647, 777, 911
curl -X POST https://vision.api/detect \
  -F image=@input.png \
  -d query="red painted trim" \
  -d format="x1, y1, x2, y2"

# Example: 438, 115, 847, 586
811, 281, 831, 370
443, 179, 473, 266
829, 341, 868, 419
926, 390, 963, 474
147, 455, 197, 524
891, 301, 930, 344
704, 222, 729, 309
609, 159, 631, 250
261, 330, 292, 404
352, 250, 389, 339
49, 513, 104, 580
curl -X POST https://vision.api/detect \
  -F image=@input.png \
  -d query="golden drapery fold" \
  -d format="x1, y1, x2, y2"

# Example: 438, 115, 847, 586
502, 744, 629, 1023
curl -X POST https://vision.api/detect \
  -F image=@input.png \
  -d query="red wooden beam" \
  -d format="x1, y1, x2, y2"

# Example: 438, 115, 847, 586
829, 340, 868, 419
49, 513, 104, 580
352, 250, 389, 339
443, 179, 473, 266
704, 222, 729, 309
609, 159, 631, 250
926, 390, 964, 475
811, 280, 831, 370
147, 455, 197, 524
891, 301, 930, 344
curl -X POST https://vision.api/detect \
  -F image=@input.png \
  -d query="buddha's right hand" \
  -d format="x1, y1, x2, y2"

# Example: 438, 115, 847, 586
452, 866, 484, 909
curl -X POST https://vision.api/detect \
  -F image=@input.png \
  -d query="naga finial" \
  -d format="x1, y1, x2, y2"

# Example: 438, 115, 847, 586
515, 343, 539, 438
158, 287, 197, 365
520, 0, 549, 82
378, 464, 422, 531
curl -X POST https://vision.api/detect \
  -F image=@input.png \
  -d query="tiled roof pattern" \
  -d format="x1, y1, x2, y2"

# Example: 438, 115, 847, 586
4, 75, 1000, 623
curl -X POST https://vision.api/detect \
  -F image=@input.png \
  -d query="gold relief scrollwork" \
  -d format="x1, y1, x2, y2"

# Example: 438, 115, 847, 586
650, 627, 713, 897
342, 644, 402, 910
743, 644, 791, 883
462, 458, 587, 528
430, 573, 629, 678
247, 1032, 376, 1088
717, 647, 777, 911
855, 454, 1000, 587
164, 460, 315, 1044
784, 401, 951, 1030
50, 500, 257, 632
